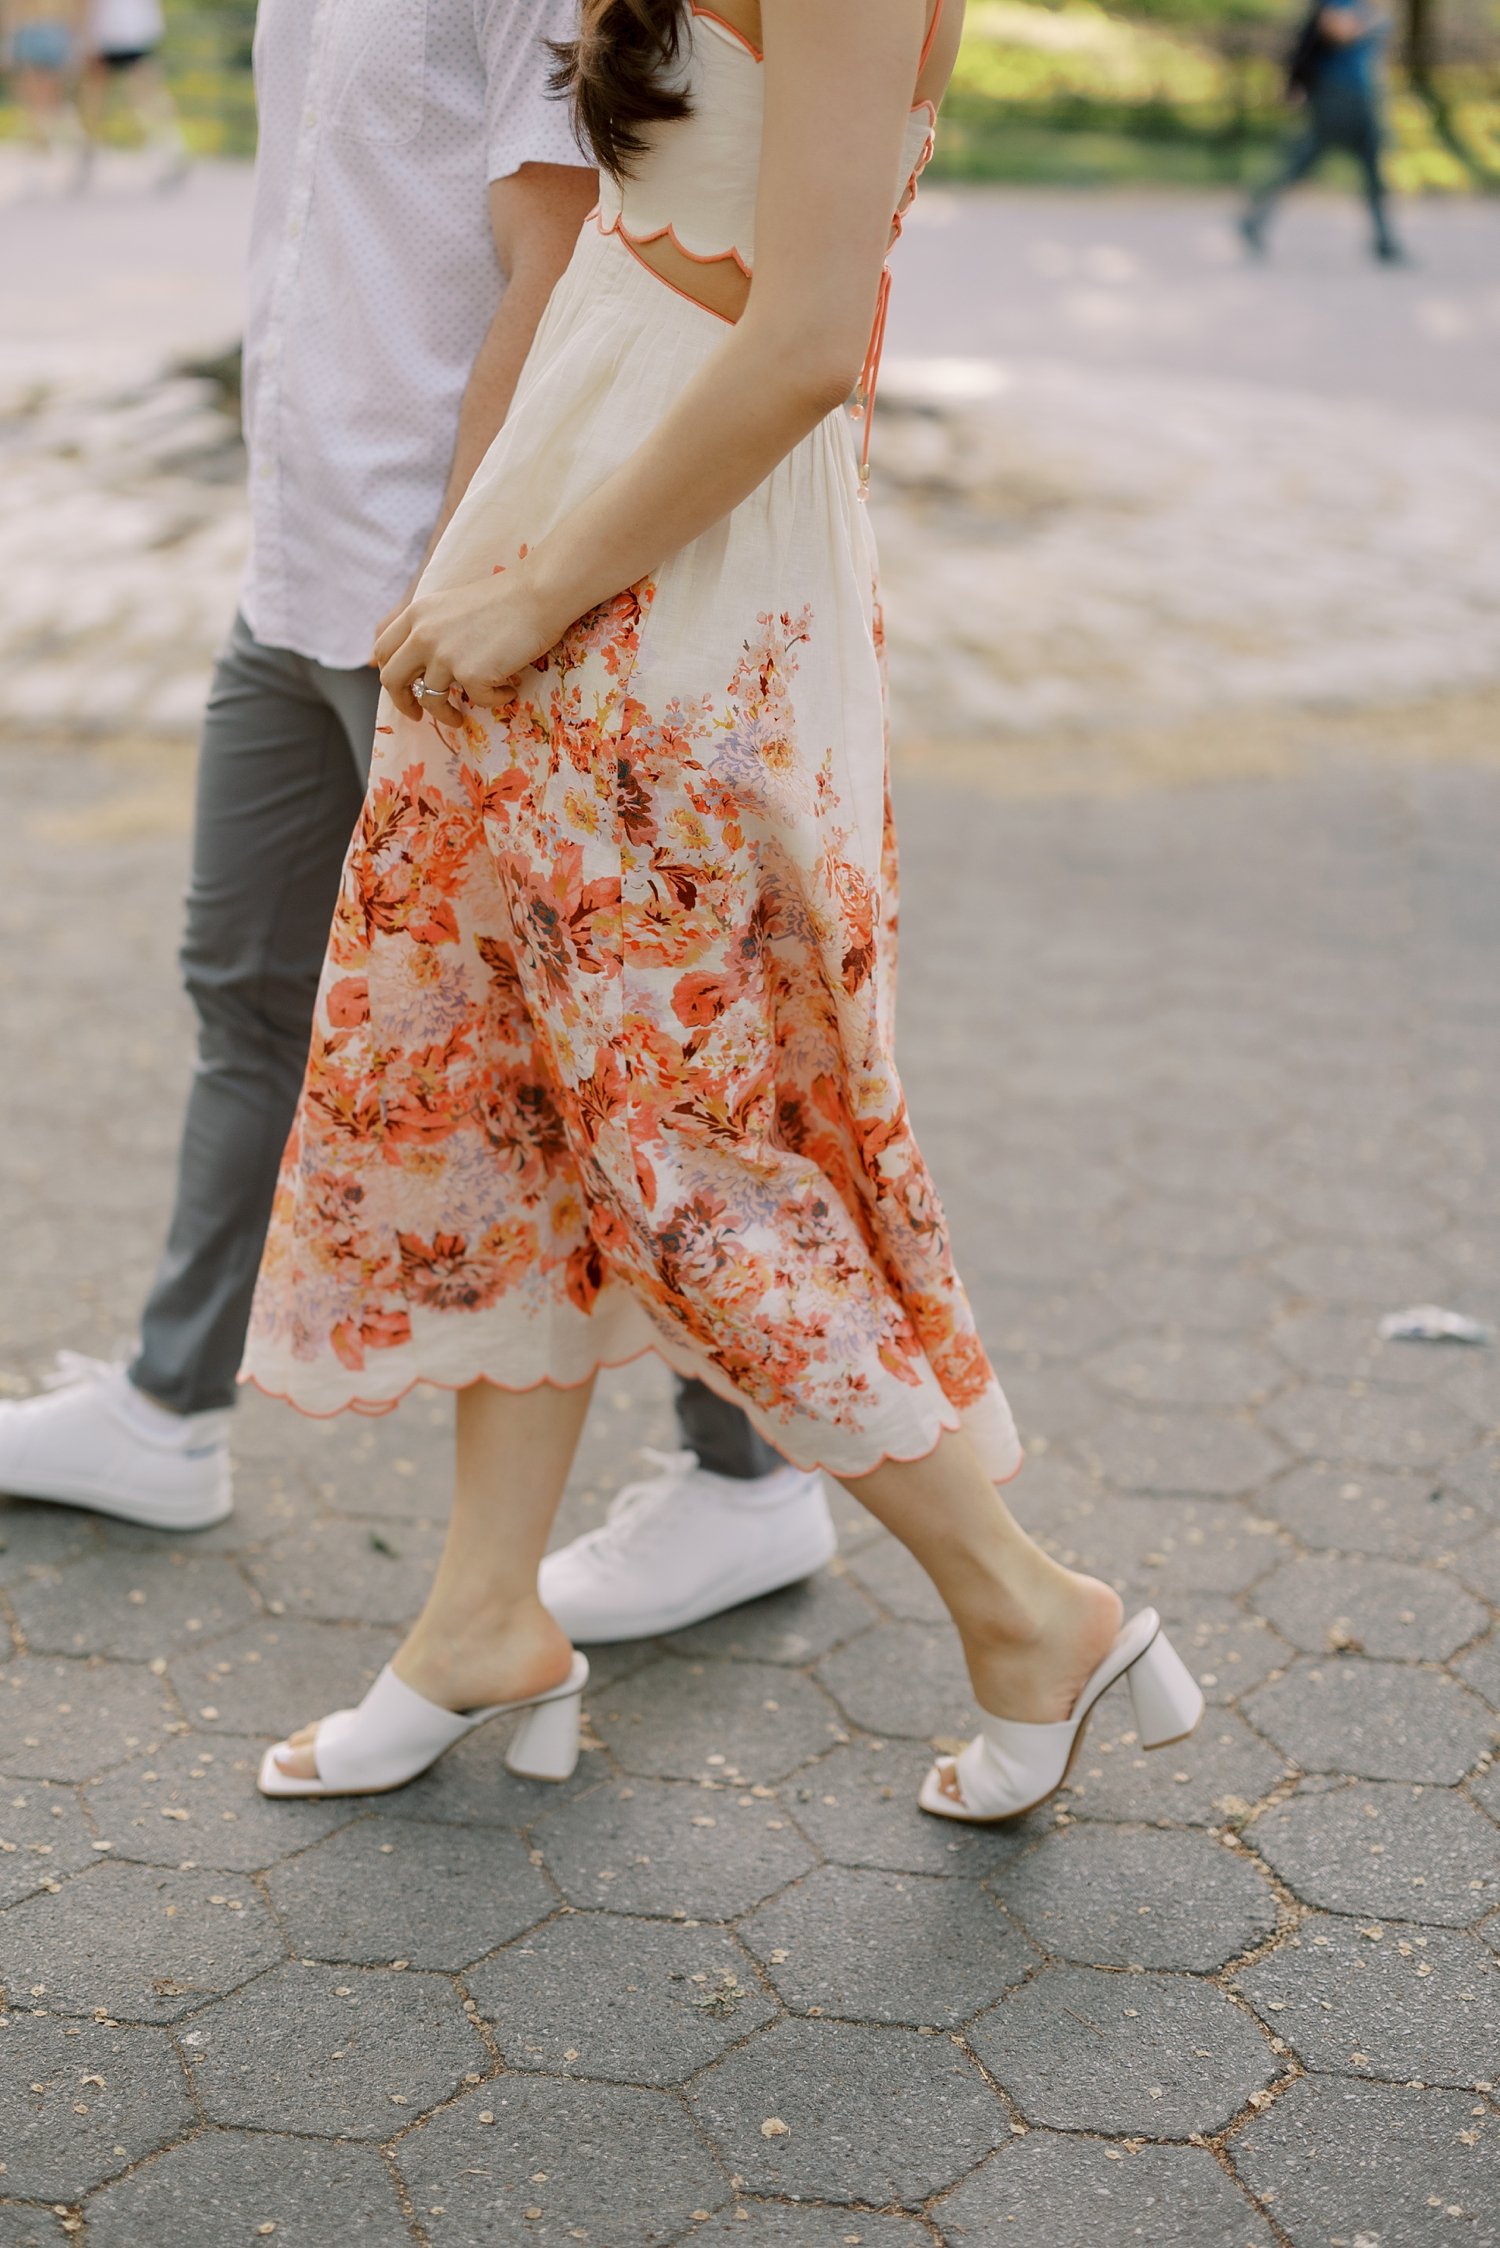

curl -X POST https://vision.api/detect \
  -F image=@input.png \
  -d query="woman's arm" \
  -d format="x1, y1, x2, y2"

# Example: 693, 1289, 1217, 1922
376, 0, 930, 719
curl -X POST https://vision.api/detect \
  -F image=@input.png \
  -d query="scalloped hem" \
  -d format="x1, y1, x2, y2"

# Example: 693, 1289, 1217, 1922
239, 1341, 1024, 1490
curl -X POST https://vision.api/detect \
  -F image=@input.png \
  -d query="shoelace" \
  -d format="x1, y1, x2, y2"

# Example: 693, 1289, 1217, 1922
583, 1447, 703, 1567
41, 1350, 118, 1391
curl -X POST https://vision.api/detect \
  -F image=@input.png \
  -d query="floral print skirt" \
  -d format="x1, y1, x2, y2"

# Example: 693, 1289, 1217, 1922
242, 221, 1021, 1484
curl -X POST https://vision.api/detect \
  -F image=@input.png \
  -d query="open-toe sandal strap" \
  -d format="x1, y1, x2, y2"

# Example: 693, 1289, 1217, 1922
315, 1664, 475, 1792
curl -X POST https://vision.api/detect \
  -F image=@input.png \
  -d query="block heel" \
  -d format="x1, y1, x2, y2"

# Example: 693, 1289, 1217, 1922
1126, 1626, 1205, 1749
504, 1681, 584, 1782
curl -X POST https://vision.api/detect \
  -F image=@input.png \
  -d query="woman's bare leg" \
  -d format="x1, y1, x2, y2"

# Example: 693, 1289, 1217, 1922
838, 1430, 1122, 1725
274, 1376, 593, 1778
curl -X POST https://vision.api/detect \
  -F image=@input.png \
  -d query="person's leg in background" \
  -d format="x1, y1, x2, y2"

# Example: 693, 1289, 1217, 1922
1353, 111, 1402, 260
1240, 117, 1326, 253
0, 615, 379, 1528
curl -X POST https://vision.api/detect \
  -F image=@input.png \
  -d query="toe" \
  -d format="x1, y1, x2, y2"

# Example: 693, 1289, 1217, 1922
288, 1722, 318, 1747
274, 1743, 319, 1780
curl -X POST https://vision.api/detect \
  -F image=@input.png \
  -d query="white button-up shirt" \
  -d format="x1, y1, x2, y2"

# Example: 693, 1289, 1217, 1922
241, 0, 584, 671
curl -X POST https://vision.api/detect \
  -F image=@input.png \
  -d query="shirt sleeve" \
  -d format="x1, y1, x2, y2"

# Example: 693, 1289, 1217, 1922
476, 0, 590, 182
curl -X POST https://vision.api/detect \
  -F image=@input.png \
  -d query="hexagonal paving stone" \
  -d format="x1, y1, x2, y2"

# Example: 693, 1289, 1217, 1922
190, 1960, 481, 2136
267, 1814, 554, 1969
1445, 1450, 1500, 1518
1269, 1309, 1468, 1388
82, 1733, 356, 1871
1020, 1490, 1289, 1601
741, 1863, 1035, 2028
1063, 1707, 1289, 1830
691, 2210, 926, 2247
1106, 1262, 1286, 1338
0, 1499, 93, 1587
1247, 1780, 1500, 1925
843, 1536, 947, 1625
168, 1617, 397, 1738
1260, 1387, 1484, 1472
969, 1963, 1276, 2137
1088, 1337, 1283, 1411
982, 1280, 1126, 1364
0, 1658, 176, 1781
85, 2129, 411, 2247
1236, 1914, 1500, 2089
468, 1913, 775, 2084
246, 1516, 445, 1626
398, 2077, 728, 2245
663, 1569, 877, 1666
1458, 1633, 1500, 1714
1269, 1241, 1444, 1309
0, 1773, 97, 1904
688, 2017, 1004, 2206
591, 1657, 837, 1785
533, 1777, 815, 1918
1243, 1658, 1495, 1784
242, 1391, 454, 1525
933, 2133, 1278, 2247
1155, 1598, 1290, 1702
997, 1361, 1109, 1447
1262, 1464, 1489, 1562
997, 1826, 1277, 1971
8, 1551, 258, 1661
1078, 1411, 1286, 1499
816, 1622, 976, 1742
1250, 1555, 1488, 1663
1456, 1528, 1500, 1606
0, 2016, 193, 2201
0, 2210, 67, 2248
787, 1741, 1032, 1878
0, 1857, 282, 2022
1230, 2076, 1499, 2247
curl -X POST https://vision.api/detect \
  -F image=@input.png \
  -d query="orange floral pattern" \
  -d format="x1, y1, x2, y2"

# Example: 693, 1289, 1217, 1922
246, 557, 1019, 1478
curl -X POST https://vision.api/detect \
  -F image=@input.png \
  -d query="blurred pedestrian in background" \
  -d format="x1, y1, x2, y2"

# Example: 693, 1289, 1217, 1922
3, 0, 86, 166
78, 0, 187, 186
1242, 0, 1406, 263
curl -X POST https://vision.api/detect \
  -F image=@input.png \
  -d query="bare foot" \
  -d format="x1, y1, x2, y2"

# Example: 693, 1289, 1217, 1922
273, 1596, 573, 1782
961, 1566, 1124, 1726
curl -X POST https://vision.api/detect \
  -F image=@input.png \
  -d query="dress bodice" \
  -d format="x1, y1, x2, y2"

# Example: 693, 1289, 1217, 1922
597, 5, 939, 274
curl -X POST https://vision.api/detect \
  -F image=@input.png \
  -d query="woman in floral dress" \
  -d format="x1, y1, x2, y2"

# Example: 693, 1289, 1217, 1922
249, 0, 1200, 1816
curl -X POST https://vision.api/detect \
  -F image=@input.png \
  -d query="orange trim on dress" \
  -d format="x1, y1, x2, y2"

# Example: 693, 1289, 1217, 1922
689, 3, 763, 61
596, 208, 741, 322
240, 1351, 1025, 1488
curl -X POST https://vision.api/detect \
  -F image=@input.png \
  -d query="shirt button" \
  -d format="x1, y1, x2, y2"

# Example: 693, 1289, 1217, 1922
304, 109, 317, 127
287, 220, 301, 238
258, 463, 274, 481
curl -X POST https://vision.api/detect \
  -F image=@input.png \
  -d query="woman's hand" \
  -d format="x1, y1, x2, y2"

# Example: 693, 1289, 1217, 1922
373, 566, 564, 723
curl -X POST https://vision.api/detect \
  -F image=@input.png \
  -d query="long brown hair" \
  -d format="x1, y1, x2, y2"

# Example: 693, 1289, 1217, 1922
550, 0, 692, 180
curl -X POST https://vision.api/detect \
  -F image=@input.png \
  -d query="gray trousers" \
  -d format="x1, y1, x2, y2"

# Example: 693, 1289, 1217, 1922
130, 615, 780, 1479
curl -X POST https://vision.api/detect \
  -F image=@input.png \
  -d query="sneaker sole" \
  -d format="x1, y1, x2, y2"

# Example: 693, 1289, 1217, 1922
6, 1472, 233, 1533
545, 1520, 840, 1643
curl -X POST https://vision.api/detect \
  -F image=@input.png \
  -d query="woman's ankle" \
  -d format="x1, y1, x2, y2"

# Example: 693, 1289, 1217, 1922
394, 1591, 573, 1710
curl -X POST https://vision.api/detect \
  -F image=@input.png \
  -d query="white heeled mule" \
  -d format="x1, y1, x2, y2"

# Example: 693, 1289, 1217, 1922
918, 1608, 1203, 1824
256, 1651, 590, 1799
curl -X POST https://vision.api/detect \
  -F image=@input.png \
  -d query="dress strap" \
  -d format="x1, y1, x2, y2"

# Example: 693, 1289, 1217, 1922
918, 0, 945, 75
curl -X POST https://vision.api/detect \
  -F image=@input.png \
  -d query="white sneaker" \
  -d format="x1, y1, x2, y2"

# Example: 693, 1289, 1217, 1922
539, 1448, 837, 1642
0, 1355, 232, 1531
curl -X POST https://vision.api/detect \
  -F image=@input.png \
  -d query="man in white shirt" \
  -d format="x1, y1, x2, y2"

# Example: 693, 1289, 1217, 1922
0, 0, 834, 1642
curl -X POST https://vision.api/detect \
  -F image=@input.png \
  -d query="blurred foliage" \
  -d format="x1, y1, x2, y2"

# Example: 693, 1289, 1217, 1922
931, 0, 1500, 186
1, 0, 1495, 187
